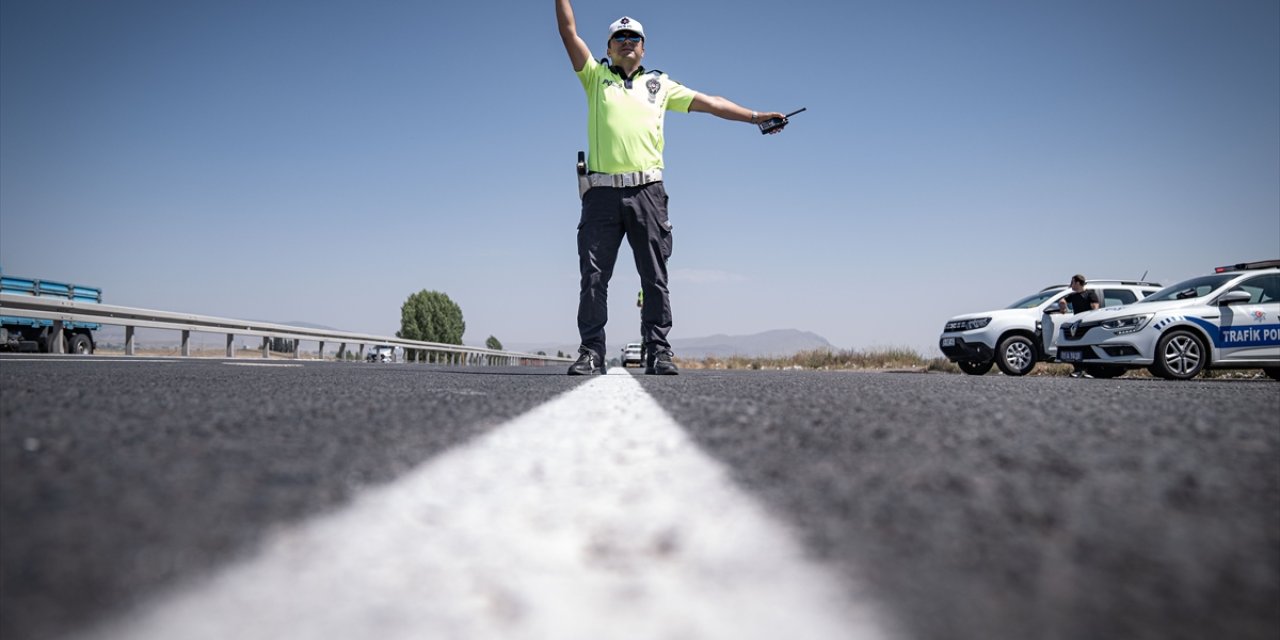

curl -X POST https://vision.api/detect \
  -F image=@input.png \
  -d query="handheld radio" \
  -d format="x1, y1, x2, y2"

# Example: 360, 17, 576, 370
759, 107, 807, 135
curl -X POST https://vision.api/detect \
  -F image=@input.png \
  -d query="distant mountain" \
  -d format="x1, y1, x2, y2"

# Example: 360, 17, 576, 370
504, 329, 836, 360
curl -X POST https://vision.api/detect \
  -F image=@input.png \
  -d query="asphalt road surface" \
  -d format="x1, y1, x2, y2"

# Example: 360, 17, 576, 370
2, 355, 1277, 640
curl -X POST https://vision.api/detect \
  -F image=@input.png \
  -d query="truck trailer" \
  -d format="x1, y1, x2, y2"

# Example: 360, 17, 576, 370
0, 272, 101, 354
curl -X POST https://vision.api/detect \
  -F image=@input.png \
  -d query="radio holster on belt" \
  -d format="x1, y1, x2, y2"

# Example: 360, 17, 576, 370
576, 151, 589, 199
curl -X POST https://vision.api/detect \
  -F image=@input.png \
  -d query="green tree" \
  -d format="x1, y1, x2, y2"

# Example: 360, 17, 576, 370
485, 335, 503, 351
397, 290, 465, 345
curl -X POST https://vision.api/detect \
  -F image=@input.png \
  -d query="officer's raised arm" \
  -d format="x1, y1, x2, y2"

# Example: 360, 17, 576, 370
689, 93, 784, 129
555, 0, 591, 72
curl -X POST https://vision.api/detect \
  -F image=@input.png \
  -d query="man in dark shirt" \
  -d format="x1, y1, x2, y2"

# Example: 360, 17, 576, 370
1059, 274, 1099, 377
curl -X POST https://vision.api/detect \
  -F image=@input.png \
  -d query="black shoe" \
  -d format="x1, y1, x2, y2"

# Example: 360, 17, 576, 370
646, 349, 679, 375
567, 351, 602, 376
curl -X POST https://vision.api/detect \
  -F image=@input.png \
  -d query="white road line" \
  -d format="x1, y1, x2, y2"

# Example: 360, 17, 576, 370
0, 358, 180, 363
221, 362, 304, 367
76, 368, 898, 640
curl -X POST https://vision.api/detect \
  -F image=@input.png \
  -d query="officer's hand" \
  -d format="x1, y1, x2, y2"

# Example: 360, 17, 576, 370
758, 111, 787, 134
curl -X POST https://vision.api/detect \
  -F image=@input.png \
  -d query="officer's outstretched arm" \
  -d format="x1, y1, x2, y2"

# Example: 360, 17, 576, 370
690, 93, 784, 126
555, 0, 591, 72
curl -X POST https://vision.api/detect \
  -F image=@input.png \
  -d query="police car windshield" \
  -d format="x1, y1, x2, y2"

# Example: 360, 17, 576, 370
1006, 289, 1063, 309
1140, 274, 1234, 303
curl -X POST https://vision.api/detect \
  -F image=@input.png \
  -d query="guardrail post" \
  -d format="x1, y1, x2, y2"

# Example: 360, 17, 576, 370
359, 344, 365, 361
338, 343, 346, 361
261, 336, 270, 359
50, 320, 66, 354
126, 326, 136, 356
318, 341, 325, 360
181, 330, 191, 357
292, 340, 300, 360
226, 334, 234, 358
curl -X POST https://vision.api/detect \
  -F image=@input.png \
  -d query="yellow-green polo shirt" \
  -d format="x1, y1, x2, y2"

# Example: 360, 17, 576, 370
576, 57, 697, 174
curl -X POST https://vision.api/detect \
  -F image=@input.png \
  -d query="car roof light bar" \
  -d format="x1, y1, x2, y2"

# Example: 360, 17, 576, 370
1216, 259, 1280, 273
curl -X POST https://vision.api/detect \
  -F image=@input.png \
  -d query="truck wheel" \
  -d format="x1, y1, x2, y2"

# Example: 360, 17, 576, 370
995, 335, 1036, 376
67, 334, 93, 354
957, 360, 993, 375
1149, 330, 1206, 380
1083, 364, 1125, 379
1263, 367, 1280, 381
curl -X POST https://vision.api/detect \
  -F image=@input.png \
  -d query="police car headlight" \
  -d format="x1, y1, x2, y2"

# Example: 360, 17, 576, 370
1100, 314, 1153, 335
945, 317, 991, 332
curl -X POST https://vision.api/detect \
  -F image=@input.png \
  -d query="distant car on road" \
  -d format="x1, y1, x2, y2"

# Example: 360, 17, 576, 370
940, 279, 1161, 376
1056, 260, 1280, 380
367, 345, 396, 363
621, 342, 643, 367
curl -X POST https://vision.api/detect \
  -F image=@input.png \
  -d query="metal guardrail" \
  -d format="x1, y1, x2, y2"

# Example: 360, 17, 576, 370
0, 292, 573, 366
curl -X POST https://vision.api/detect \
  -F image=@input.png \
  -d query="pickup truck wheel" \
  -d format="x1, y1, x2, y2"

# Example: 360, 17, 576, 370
957, 360, 993, 375
1149, 330, 1206, 380
67, 334, 93, 355
995, 335, 1036, 376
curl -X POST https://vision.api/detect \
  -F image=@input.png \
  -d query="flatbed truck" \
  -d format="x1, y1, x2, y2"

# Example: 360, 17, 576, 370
0, 271, 101, 354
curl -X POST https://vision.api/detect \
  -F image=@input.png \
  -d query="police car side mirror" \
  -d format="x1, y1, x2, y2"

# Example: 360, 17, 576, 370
1217, 290, 1252, 306
1044, 307, 1062, 315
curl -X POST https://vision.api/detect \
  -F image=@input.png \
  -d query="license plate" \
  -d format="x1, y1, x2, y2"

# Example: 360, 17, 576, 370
1059, 349, 1083, 363
941, 338, 956, 347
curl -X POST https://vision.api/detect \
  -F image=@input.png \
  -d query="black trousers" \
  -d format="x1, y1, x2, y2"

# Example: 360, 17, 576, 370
576, 181, 673, 361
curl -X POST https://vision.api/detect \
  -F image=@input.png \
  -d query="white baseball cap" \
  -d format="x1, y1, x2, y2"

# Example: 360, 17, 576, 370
608, 16, 645, 39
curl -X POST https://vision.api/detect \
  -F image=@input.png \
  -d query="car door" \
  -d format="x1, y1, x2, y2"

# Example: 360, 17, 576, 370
1039, 291, 1071, 357
1217, 274, 1280, 363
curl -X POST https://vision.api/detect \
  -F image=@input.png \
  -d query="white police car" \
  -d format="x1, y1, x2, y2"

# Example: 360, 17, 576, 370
1056, 261, 1280, 380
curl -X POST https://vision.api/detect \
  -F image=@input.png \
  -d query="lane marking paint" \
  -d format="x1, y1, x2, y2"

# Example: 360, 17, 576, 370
0, 358, 180, 363
75, 368, 898, 640
221, 362, 304, 367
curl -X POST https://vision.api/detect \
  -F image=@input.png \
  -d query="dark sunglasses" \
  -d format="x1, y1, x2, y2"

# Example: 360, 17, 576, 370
611, 34, 643, 44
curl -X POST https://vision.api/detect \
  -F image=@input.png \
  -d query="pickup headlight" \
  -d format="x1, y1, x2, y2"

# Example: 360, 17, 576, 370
1100, 314, 1153, 335
944, 317, 991, 332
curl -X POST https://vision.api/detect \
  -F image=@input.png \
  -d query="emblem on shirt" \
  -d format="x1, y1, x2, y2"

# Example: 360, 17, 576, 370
646, 78, 661, 103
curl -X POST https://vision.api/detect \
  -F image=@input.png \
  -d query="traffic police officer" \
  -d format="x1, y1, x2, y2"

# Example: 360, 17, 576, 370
555, 0, 786, 375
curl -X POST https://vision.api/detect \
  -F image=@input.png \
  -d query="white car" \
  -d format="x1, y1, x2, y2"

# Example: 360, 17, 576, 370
940, 279, 1161, 376
621, 342, 643, 367
1056, 261, 1280, 380
367, 345, 396, 363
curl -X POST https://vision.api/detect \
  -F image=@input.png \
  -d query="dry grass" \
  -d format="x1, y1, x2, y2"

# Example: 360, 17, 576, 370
676, 347, 954, 373
674, 348, 1273, 379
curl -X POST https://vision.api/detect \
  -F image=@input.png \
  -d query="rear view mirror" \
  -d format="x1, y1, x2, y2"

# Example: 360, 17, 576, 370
1217, 290, 1252, 306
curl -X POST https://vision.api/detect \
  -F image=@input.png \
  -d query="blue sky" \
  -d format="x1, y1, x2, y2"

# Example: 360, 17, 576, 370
2, 0, 1277, 355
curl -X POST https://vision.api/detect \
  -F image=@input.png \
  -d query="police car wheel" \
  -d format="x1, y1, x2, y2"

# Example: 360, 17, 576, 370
995, 335, 1036, 376
1151, 330, 1206, 380
1264, 367, 1280, 381
957, 360, 993, 375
